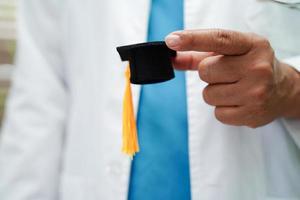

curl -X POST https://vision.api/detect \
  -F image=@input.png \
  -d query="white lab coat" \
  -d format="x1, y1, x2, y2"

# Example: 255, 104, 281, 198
0, 0, 300, 199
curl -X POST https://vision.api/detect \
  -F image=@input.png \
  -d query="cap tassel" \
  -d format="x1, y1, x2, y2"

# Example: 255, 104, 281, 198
122, 65, 140, 157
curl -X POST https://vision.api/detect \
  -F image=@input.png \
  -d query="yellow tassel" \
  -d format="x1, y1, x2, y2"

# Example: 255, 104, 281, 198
122, 65, 139, 157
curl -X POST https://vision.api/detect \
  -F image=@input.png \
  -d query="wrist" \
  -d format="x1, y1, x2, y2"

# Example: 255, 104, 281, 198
279, 61, 300, 118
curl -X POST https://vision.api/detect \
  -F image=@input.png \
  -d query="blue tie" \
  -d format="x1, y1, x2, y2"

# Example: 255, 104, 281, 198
128, 0, 191, 199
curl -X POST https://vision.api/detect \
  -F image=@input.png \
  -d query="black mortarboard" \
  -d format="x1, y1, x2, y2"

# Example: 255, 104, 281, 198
116, 41, 176, 84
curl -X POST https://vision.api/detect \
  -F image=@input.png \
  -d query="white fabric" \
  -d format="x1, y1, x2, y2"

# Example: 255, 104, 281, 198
0, 0, 300, 200
269, 0, 300, 9
284, 56, 300, 71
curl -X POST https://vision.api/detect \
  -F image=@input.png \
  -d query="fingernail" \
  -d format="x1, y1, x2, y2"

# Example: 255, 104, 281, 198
165, 34, 181, 48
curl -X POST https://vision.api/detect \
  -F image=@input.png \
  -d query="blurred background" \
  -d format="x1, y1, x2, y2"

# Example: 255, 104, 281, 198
0, 0, 16, 125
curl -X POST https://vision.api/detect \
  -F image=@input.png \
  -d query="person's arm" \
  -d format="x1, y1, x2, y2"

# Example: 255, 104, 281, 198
0, 0, 67, 199
281, 57, 300, 147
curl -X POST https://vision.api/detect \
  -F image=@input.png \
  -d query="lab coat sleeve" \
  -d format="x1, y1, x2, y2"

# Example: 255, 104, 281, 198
0, 0, 67, 199
281, 56, 300, 148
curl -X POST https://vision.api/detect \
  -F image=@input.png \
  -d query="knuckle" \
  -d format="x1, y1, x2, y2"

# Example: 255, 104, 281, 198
252, 86, 269, 103
252, 63, 274, 79
255, 36, 272, 50
251, 35, 275, 60
215, 30, 232, 50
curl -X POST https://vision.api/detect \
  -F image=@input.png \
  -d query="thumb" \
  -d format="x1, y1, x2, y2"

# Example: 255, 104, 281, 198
172, 51, 216, 71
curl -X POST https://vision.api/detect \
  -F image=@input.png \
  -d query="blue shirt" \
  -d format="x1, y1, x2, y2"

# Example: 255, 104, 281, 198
128, 0, 191, 199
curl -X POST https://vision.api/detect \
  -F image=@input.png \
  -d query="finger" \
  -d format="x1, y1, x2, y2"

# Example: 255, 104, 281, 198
214, 106, 247, 126
172, 51, 215, 71
198, 55, 246, 84
165, 29, 253, 55
203, 83, 244, 106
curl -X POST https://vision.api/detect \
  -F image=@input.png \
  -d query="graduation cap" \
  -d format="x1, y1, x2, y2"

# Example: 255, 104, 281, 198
117, 41, 176, 84
116, 41, 176, 157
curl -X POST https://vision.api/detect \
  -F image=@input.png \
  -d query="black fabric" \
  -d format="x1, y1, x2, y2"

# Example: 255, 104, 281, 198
117, 41, 176, 84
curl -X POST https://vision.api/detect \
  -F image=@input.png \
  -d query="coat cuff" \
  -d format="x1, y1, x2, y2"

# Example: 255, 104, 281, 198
281, 118, 300, 148
281, 56, 300, 148
283, 55, 300, 71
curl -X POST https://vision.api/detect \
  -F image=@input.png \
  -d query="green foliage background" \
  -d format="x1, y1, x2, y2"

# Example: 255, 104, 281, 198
0, 0, 16, 125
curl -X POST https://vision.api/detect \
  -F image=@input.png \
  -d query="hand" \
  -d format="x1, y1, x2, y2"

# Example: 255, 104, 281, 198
165, 29, 300, 128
